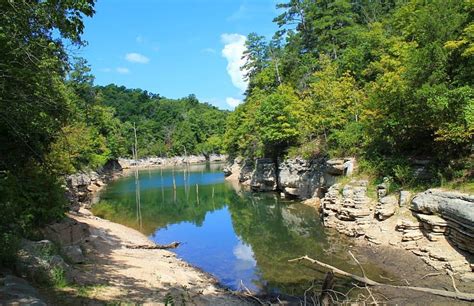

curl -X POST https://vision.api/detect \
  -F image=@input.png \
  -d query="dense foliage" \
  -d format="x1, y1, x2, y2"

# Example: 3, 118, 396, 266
0, 0, 96, 265
96, 85, 228, 157
225, 0, 474, 184
0, 0, 227, 265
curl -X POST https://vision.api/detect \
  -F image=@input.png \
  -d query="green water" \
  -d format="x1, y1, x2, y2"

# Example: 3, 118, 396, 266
93, 163, 393, 296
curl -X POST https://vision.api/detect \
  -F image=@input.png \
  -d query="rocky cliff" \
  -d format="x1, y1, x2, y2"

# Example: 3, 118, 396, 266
225, 156, 356, 198
226, 156, 473, 280
65, 159, 123, 212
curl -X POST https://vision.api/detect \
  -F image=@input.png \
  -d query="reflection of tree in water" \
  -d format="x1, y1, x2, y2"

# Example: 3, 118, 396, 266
225, 192, 324, 294
93, 167, 393, 296
226, 191, 371, 295
93, 172, 229, 235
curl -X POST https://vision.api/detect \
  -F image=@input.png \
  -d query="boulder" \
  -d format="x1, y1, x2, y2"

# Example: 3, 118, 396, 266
62, 245, 85, 264
41, 218, 90, 246
67, 172, 91, 188
411, 189, 474, 227
0, 275, 46, 306
209, 154, 227, 162
375, 195, 397, 220
98, 159, 123, 175
326, 159, 345, 175
377, 183, 388, 199
411, 189, 474, 254
223, 166, 232, 177
16, 240, 74, 285
321, 180, 375, 236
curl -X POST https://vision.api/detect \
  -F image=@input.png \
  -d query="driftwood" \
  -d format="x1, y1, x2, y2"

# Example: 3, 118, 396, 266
126, 241, 180, 249
289, 255, 474, 302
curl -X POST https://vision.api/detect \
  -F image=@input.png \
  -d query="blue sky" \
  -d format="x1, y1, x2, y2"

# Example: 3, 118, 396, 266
78, 0, 280, 110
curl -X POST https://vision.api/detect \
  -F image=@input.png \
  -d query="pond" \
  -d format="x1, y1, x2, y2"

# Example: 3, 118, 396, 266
93, 163, 395, 296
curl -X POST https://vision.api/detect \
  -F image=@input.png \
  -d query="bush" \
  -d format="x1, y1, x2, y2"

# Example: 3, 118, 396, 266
0, 165, 67, 265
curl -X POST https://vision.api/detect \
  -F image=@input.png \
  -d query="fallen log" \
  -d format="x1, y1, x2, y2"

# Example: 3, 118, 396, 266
126, 241, 180, 249
288, 255, 474, 302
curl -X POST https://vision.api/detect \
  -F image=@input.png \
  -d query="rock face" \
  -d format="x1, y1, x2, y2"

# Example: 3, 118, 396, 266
278, 158, 326, 198
250, 159, 277, 191
239, 159, 254, 184
411, 189, 474, 254
235, 156, 354, 196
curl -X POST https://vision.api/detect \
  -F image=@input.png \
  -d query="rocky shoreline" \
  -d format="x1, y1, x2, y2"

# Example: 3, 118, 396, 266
225, 156, 474, 284
1, 155, 248, 305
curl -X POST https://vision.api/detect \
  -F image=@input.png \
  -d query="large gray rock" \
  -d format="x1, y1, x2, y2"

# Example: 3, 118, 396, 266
41, 218, 90, 246
375, 195, 398, 220
62, 245, 85, 264
0, 275, 46, 306
411, 189, 474, 227
67, 172, 92, 188
278, 158, 326, 198
250, 158, 277, 192
16, 240, 74, 285
411, 189, 474, 254
321, 180, 374, 236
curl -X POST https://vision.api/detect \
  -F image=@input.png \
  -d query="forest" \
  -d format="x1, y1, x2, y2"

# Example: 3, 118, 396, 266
0, 0, 473, 269
0, 0, 227, 264
224, 0, 473, 184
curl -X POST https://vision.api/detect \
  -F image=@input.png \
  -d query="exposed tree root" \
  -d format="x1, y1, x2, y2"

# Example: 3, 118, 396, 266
126, 241, 180, 249
288, 255, 474, 302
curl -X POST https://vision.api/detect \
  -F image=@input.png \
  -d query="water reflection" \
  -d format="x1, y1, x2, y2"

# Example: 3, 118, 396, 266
94, 163, 393, 295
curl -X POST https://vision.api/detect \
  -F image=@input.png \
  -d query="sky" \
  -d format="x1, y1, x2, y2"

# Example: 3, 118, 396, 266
78, 0, 281, 110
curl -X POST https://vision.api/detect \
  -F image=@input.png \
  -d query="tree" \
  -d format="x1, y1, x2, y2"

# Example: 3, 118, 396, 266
0, 0, 96, 264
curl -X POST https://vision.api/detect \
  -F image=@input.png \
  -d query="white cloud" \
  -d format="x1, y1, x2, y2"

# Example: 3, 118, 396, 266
233, 240, 256, 265
226, 97, 242, 108
116, 67, 130, 74
221, 33, 248, 92
125, 52, 150, 64
100, 68, 112, 72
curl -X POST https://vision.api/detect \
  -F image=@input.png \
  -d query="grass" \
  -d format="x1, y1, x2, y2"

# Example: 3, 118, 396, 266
438, 180, 474, 194
51, 266, 68, 288
75, 284, 107, 298
335, 173, 379, 200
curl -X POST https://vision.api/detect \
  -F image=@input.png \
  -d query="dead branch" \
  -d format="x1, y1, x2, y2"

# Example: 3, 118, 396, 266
288, 255, 474, 302
379, 274, 395, 282
238, 280, 264, 305
348, 251, 378, 305
420, 272, 443, 280
126, 241, 180, 249
447, 270, 460, 293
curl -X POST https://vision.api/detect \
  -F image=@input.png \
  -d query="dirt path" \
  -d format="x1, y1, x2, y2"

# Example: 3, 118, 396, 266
52, 209, 250, 305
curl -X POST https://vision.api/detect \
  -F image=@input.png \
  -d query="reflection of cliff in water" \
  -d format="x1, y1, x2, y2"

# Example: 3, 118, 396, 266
94, 166, 397, 295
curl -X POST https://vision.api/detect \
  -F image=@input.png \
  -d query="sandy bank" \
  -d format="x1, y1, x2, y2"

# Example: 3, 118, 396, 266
54, 209, 249, 305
